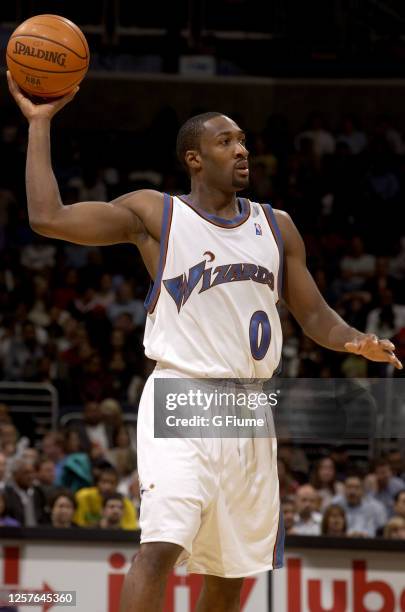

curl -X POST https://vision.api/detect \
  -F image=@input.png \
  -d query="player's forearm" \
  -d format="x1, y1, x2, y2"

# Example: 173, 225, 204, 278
301, 304, 366, 352
26, 117, 64, 232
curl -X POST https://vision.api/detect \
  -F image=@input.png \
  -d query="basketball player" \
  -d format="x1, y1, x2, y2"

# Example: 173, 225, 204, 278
7, 72, 402, 612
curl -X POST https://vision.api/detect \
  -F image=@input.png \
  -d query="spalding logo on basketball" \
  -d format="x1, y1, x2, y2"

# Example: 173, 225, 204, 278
6, 14, 90, 98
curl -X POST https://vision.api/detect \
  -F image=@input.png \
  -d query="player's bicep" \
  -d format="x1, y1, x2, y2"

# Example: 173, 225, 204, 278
32, 191, 144, 246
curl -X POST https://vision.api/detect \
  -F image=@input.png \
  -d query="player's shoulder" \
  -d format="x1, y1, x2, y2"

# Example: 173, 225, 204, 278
270, 208, 302, 251
113, 189, 164, 209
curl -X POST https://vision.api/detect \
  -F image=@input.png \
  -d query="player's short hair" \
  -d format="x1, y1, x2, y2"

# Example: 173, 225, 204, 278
176, 112, 224, 172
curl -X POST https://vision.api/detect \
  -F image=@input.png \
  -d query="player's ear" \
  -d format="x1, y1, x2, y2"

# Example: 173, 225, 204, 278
185, 150, 201, 172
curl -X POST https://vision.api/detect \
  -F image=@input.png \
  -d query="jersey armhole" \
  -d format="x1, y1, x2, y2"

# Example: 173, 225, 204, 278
260, 203, 284, 301
144, 193, 174, 314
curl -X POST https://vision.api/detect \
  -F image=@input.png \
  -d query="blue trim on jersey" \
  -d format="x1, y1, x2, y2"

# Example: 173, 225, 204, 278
261, 203, 284, 300
179, 196, 250, 228
273, 508, 285, 568
144, 193, 172, 312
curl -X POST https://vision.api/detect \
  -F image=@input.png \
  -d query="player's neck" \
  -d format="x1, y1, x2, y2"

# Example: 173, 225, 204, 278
185, 185, 239, 218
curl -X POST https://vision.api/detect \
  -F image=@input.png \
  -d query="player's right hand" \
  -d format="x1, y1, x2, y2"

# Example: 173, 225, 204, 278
6, 71, 78, 122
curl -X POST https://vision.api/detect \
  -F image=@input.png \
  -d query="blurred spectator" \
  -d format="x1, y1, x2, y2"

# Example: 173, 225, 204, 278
94, 273, 115, 309
106, 426, 137, 480
0, 423, 29, 460
340, 237, 376, 291
277, 458, 299, 498
118, 470, 141, 518
295, 112, 335, 159
74, 467, 137, 529
375, 115, 405, 155
41, 432, 66, 484
329, 445, 351, 482
49, 490, 78, 528
278, 442, 310, 483
36, 459, 57, 499
3, 458, 47, 526
336, 115, 367, 155
68, 166, 108, 202
107, 281, 145, 328
388, 450, 405, 479
365, 289, 405, 339
310, 457, 345, 511
3, 321, 45, 381
0, 490, 20, 527
383, 516, 405, 540
389, 236, 405, 282
333, 475, 387, 537
393, 490, 405, 520
75, 400, 113, 455
0, 451, 7, 489
281, 496, 296, 535
321, 504, 347, 537
20, 237, 56, 272
363, 256, 398, 308
58, 447, 93, 494
366, 458, 405, 517
99, 493, 125, 529
292, 485, 322, 535
280, 317, 300, 377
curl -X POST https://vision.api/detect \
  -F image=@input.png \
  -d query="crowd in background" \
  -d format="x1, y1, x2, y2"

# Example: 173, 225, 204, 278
0, 106, 405, 536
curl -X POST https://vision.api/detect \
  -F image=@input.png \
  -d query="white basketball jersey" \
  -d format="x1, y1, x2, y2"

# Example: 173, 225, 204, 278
144, 194, 283, 378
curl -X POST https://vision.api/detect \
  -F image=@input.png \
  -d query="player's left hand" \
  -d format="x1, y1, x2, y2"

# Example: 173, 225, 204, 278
345, 335, 403, 369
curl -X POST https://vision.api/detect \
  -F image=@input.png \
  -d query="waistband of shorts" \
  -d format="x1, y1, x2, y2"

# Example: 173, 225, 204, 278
152, 364, 265, 391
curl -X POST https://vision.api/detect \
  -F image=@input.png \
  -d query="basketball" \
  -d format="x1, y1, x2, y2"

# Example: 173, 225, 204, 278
6, 14, 89, 98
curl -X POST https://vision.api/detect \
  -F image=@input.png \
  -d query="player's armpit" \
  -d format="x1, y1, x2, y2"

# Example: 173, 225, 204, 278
31, 189, 163, 246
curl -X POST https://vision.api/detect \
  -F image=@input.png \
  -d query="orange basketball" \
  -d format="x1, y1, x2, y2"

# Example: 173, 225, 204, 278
6, 14, 89, 98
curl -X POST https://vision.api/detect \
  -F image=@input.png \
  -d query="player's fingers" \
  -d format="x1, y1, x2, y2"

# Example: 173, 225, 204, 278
344, 341, 360, 353
378, 338, 396, 351
384, 351, 403, 369
52, 86, 79, 110
6, 70, 20, 97
7, 70, 29, 104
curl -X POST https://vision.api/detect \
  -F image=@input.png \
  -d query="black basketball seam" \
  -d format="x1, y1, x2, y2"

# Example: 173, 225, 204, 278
7, 53, 88, 74
9, 33, 88, 60
42, 14, 89, 56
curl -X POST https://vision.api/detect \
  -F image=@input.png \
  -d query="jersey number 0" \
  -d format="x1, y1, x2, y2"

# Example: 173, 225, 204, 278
249, 310, 271, 360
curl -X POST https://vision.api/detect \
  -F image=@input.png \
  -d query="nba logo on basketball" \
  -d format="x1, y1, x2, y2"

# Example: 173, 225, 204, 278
255, 223, 262, 235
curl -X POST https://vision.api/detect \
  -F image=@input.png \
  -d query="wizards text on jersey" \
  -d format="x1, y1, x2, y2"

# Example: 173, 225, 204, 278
163, 257, 275, 313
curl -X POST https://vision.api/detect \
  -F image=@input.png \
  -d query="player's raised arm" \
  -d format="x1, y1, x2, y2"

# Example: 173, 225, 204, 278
7, 71, 163, 246
275, 209, 403, 369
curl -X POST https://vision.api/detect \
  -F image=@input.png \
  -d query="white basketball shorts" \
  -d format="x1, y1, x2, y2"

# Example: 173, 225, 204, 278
137, 367, 284, 578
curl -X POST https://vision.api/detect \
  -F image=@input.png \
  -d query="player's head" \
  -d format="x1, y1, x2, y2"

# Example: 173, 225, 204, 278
176, 112, 249, 192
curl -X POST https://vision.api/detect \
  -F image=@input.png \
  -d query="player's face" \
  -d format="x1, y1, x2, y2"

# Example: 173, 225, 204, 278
198, 115, 249, 191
